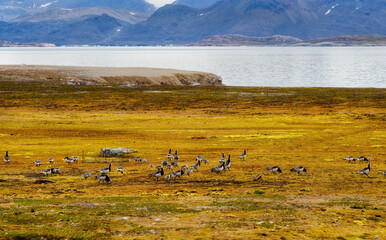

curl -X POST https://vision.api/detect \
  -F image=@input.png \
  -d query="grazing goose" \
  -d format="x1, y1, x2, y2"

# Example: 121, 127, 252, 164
95, 174, 112, 183
167, 149, 172, 160
344, 156, 355, 163
356, 156, 365, 162
173, 150, 179, 160
171, 160, 179, 167
290, 166, 307, 174
162, 160, 168, 167
219, 153, 226, 163
212, 162, 225, 174
143, 159, 148, 163
64, 156, 74, 164
171, 169, 184, 179
364, 157, 371, 163
52, 167, 60, 174
166, 164, 173, 171
149, 167, 164, 181
34, 160, 42, 167
134, 156, 141, 162
383, 171, 386, 177
191, 160, 201, 171
117, 166, 124, 174
4, 151, 10, 163
48, 157, 54, 164
224, 155, 231, 170
238, 149, 246, 161
180, 164, 189, 171
82, 172, 93, 179
357, 163, 371, 177
150, 163, 154, 168
196, 155, 205, 162
41, 168, 53, 176
267, 166, 282, 174
97, 163, 112, 174
202, 159, 209, 164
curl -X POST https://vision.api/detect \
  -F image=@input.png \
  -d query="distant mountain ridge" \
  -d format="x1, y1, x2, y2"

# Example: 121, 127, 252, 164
1, 0, 385, 45
173, 0, 220, 9
0, 0, 155, 21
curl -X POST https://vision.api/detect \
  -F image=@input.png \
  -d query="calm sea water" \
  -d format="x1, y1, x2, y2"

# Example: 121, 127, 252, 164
0, 46, 385, 88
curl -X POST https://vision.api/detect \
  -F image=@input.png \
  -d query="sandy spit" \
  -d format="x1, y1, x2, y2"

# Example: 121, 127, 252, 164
0, 65, 223, 86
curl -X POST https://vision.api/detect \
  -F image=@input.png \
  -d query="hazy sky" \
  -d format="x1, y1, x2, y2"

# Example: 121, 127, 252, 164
146, 0, 175, 8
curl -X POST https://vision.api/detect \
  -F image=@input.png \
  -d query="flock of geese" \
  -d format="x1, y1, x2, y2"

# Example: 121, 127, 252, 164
1, 150, 384, 183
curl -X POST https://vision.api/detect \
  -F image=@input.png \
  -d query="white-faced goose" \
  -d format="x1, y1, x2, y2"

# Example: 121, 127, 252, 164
64, 156, 74, 164
290, 166, 307, 174
224, 155, 231, 170
48, 157, 54, 164
95, 174, 112, 183
167, 149, 172, 160
41, 168, 53, 176
267, 166, 282, 174
211, 162, 225, 174
117, 166, 124, 174
97, 163, 112, 174
344, 156, 355, 163
4, 151, 10, 163
149, 167, 164, 181
357, 164, 371, 177
191, 161, 201, 171
238, 149, 246, 160
162, 160, 168, 166
173, 150, 179, 160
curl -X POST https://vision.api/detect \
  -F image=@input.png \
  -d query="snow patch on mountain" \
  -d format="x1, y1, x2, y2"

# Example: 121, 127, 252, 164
325, 4, 339, 15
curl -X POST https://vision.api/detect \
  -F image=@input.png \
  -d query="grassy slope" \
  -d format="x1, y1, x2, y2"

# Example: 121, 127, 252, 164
0, 77, 385, 239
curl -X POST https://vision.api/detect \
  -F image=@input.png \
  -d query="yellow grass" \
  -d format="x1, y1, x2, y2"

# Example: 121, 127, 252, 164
0, 77, 385, 239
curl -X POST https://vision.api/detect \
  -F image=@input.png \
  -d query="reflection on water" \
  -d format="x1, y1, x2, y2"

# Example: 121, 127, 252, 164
0, 46, 385, 88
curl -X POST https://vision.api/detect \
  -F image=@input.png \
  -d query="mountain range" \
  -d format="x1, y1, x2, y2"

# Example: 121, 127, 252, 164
0, 0, 385, 46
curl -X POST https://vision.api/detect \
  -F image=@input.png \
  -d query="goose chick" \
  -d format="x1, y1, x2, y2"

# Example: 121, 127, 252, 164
34, 160, 42, 167
82, 172, 93, 179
